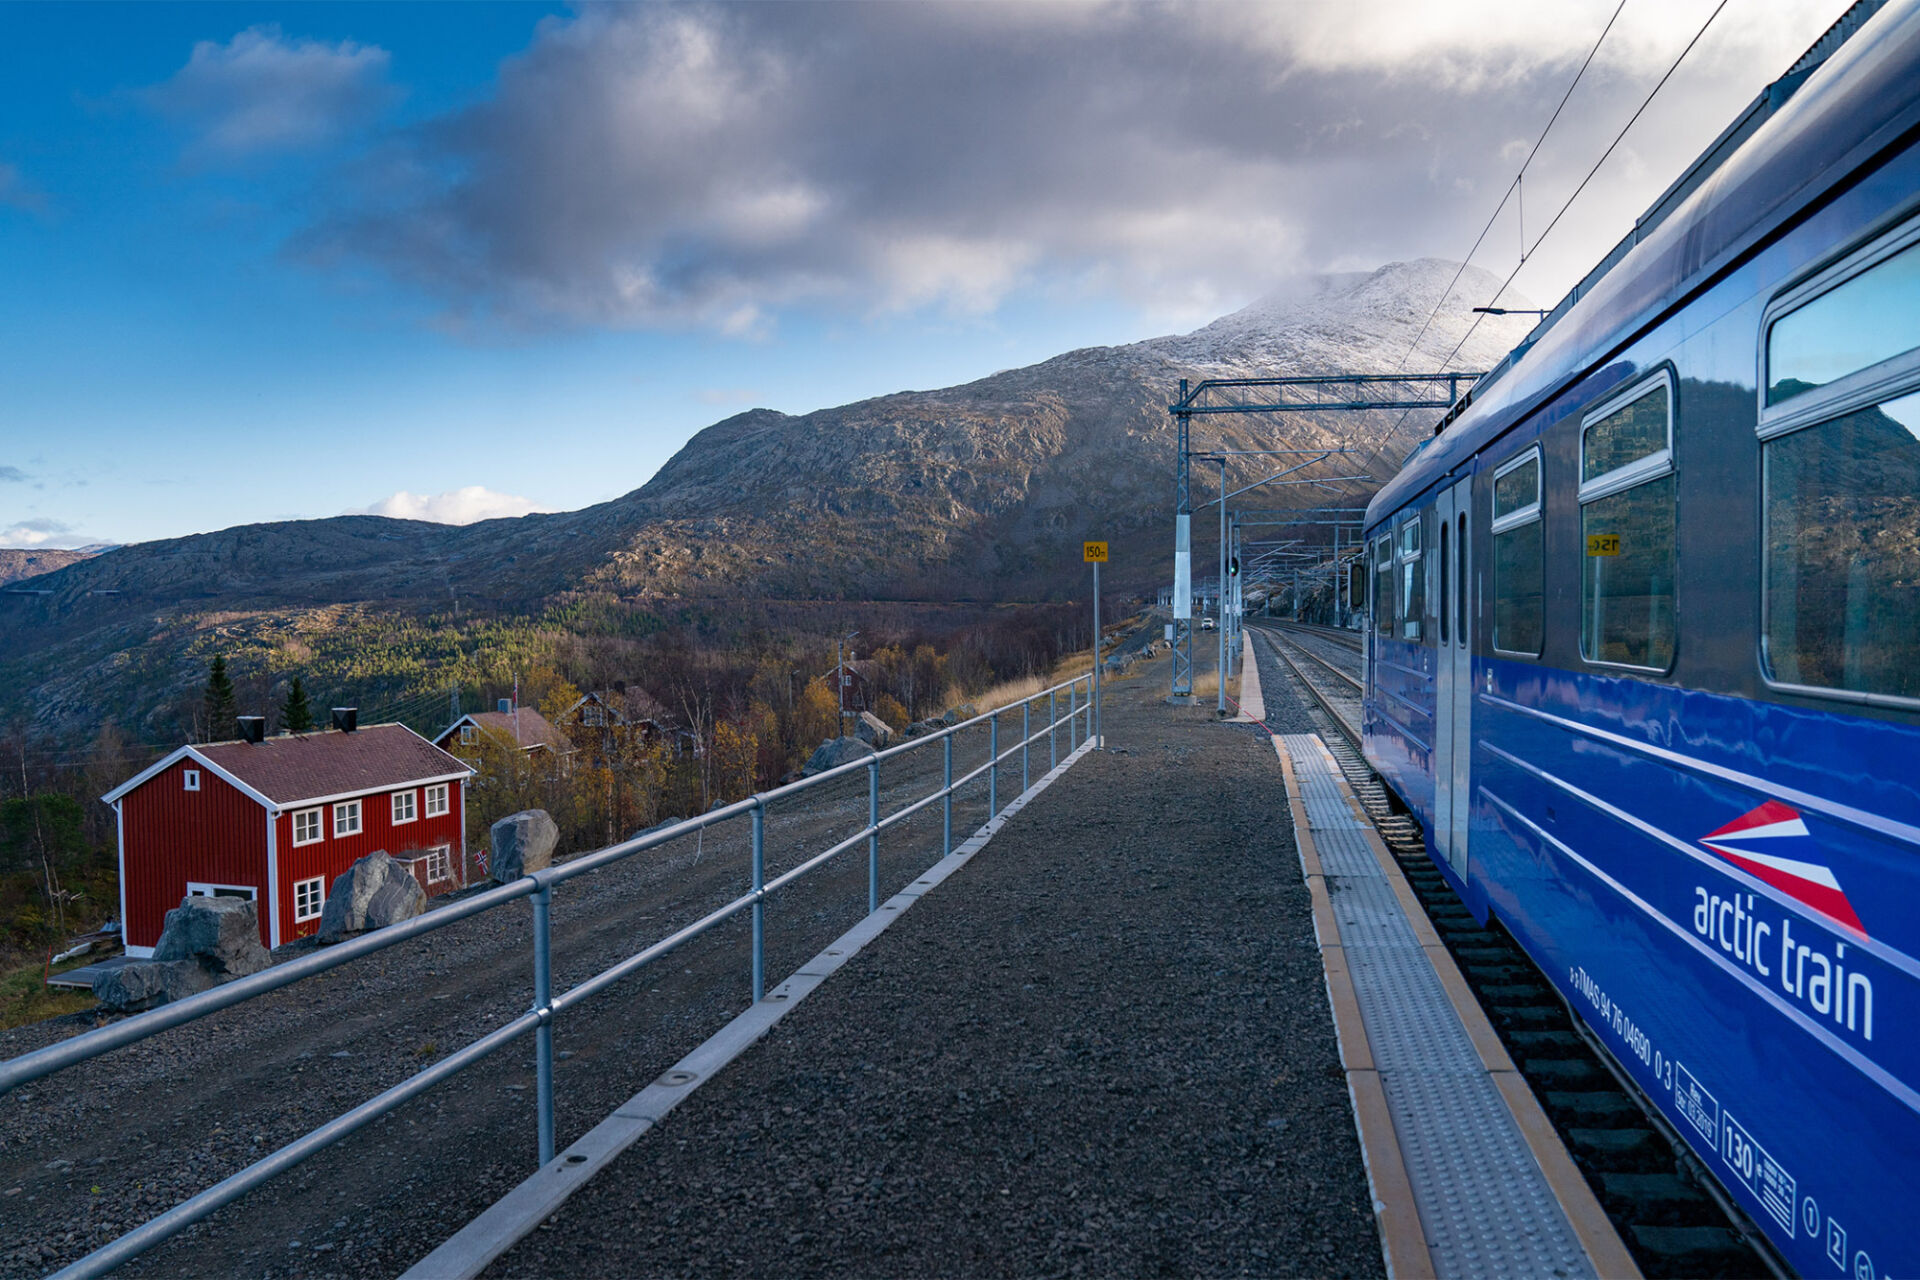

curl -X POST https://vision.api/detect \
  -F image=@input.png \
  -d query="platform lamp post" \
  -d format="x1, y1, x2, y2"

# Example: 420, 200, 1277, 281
1084, 540, 1107, 746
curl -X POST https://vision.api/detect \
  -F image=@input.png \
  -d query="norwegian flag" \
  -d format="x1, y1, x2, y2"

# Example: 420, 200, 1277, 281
1700, 800, 1867, 935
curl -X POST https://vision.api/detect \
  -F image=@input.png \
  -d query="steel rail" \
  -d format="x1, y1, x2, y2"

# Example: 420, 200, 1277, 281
1253, 624, 1362, 746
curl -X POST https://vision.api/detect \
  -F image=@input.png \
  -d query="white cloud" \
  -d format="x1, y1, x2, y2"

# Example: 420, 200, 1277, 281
2, 518, 91, 549
351, 486, 546, 525
148, 25, 397, 160
289, 0, 1855, 330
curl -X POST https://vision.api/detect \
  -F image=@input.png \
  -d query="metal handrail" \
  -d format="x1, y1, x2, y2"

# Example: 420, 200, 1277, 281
5, 671, 1102, 1280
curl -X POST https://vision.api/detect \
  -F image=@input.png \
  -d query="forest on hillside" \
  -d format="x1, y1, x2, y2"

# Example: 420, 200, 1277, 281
0, 598, 1123, 1004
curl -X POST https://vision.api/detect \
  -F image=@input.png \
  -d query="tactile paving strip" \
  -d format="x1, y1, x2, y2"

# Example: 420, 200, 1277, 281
1309, 826, 1379, 877
1281, 734, 1594, 1280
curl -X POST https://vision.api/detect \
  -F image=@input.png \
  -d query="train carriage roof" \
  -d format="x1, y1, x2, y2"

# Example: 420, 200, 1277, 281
1367, 0, 1920, 528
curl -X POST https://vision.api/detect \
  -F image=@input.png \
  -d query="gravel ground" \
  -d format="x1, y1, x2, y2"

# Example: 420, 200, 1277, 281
488, 651, 1382, 1280
0, 717, 1031, 1279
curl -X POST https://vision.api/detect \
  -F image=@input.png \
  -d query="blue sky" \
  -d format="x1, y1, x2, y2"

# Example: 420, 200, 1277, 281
0, 0, 1851, 548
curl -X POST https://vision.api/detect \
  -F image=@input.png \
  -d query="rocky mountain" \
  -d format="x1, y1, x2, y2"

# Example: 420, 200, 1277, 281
0, 547, 100, 587
1, 259, 1532, 739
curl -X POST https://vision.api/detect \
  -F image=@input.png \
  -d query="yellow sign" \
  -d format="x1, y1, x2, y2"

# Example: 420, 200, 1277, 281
1083, 541, 1109, 563
1587, 534, 1621, 557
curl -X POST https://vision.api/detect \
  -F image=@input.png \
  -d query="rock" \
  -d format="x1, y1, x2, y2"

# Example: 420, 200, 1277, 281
490, 810, 559, 882
629, 817, 684, 842
317, 851, 427, 943
854, 711, 894, 748
91, 959, 215, 1013
802, 736, 875, 775
941, 703, 978, 725
151, 896, 271, 978
905, 719, 943, 738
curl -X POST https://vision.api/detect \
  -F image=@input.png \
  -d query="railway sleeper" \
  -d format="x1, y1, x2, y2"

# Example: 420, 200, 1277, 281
1593, 1171, 1725, 1227
1628, 1224, 1757, 1276
1565, 1126, 1670, 1172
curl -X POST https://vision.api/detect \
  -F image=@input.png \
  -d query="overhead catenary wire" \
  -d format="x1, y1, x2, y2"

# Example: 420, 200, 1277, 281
1431, 0, 1736, 376
1393, 0, 1630, 373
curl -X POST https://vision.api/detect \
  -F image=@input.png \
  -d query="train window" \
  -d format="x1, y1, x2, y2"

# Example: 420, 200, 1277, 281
1580, 378, 1675, 671
1374, 536, 1394, 637
1763, 387, 1920, 700
1492, 449, 1543, 656
1438, 520, 1450, 645
1767, 237, 1920, 407
1397, 517, 1423, 641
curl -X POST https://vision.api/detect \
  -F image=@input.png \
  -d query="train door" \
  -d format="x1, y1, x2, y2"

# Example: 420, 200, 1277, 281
1431, 478, 1473, 870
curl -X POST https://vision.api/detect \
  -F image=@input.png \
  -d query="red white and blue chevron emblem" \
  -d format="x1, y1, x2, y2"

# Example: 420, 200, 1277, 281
1700, 800, 1866, 935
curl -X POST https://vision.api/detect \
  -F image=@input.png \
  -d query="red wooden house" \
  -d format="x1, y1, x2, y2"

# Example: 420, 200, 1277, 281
102, 721, 475, 955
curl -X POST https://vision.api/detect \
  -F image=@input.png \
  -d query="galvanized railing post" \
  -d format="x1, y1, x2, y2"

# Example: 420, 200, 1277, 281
867, 758, 880, 914
531, 883, 555, 1167
1070, 678, 1079, 751
942, 733, 953, 856
1022, 699, 1030, 793
1049, 688, 1057, 770
751, 802, 766, 1003
988, 711, 998, 814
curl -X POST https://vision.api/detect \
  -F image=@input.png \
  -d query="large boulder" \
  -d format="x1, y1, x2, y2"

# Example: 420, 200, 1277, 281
802, 736, 876, 775
318, 851, 427, 943
854, 711, 894, 749
92, 959, 214, 1014
905, 718, 944, 738
151, 895, 271, 978
941, 703, 979, 725
490, 809, 559, 881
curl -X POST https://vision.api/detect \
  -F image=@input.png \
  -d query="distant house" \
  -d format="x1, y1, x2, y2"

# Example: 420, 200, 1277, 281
101, 722, 474, 955
822, 659, 880, 713
433, 705, 572, 768
553, 684, 681, 760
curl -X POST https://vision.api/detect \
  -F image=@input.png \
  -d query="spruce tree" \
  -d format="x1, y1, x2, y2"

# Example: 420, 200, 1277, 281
203, 655, 237, 741
281, 676, 315, 733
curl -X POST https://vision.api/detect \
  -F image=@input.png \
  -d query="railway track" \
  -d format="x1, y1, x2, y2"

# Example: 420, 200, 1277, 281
1248, 622, 1780, 1279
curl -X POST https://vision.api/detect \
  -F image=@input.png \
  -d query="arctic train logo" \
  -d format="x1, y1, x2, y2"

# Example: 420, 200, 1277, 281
1700, 801, 1867, 935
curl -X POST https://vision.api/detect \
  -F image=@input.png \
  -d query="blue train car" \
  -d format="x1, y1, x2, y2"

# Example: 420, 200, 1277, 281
1362, 4, 1920, 1275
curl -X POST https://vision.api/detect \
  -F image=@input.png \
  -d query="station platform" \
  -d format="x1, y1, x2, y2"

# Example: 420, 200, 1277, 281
403, 658, 1638, 1279
1278, 733, 1637, 1279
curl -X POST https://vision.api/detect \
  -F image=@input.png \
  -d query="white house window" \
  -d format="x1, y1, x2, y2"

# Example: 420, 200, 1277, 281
392, 790, 417, 824
460, 725, 477, 745
424, 783, 449, 818
293, 877, 325, 922
333, 799, 362, 837
292, 809, 323, 846
182, 769, 201, 792
425, 844, 452, 883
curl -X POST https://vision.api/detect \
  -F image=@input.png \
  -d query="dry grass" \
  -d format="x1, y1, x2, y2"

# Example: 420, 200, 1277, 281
959, 621, 1237, 715
0, 952, 98, 1030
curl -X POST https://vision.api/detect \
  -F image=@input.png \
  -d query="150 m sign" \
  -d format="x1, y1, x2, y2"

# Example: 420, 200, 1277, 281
1587, 534, 1621, 557
1083, 541, 1109, 563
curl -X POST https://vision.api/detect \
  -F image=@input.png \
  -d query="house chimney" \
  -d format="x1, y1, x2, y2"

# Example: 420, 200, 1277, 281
613, 679, 627, 693
332, 707, 358, 733
498, 698, 512, 714
237, 716, 266, 744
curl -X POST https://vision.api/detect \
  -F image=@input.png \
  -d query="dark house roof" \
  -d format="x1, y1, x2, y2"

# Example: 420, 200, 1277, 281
103, 724, 471, 810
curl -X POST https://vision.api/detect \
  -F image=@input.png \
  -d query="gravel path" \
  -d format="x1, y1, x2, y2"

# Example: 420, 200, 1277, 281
488, 654, 1382, 1280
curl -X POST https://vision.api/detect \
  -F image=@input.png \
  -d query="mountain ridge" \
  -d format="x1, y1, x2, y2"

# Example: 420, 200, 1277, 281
2, 259, 1533, 738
